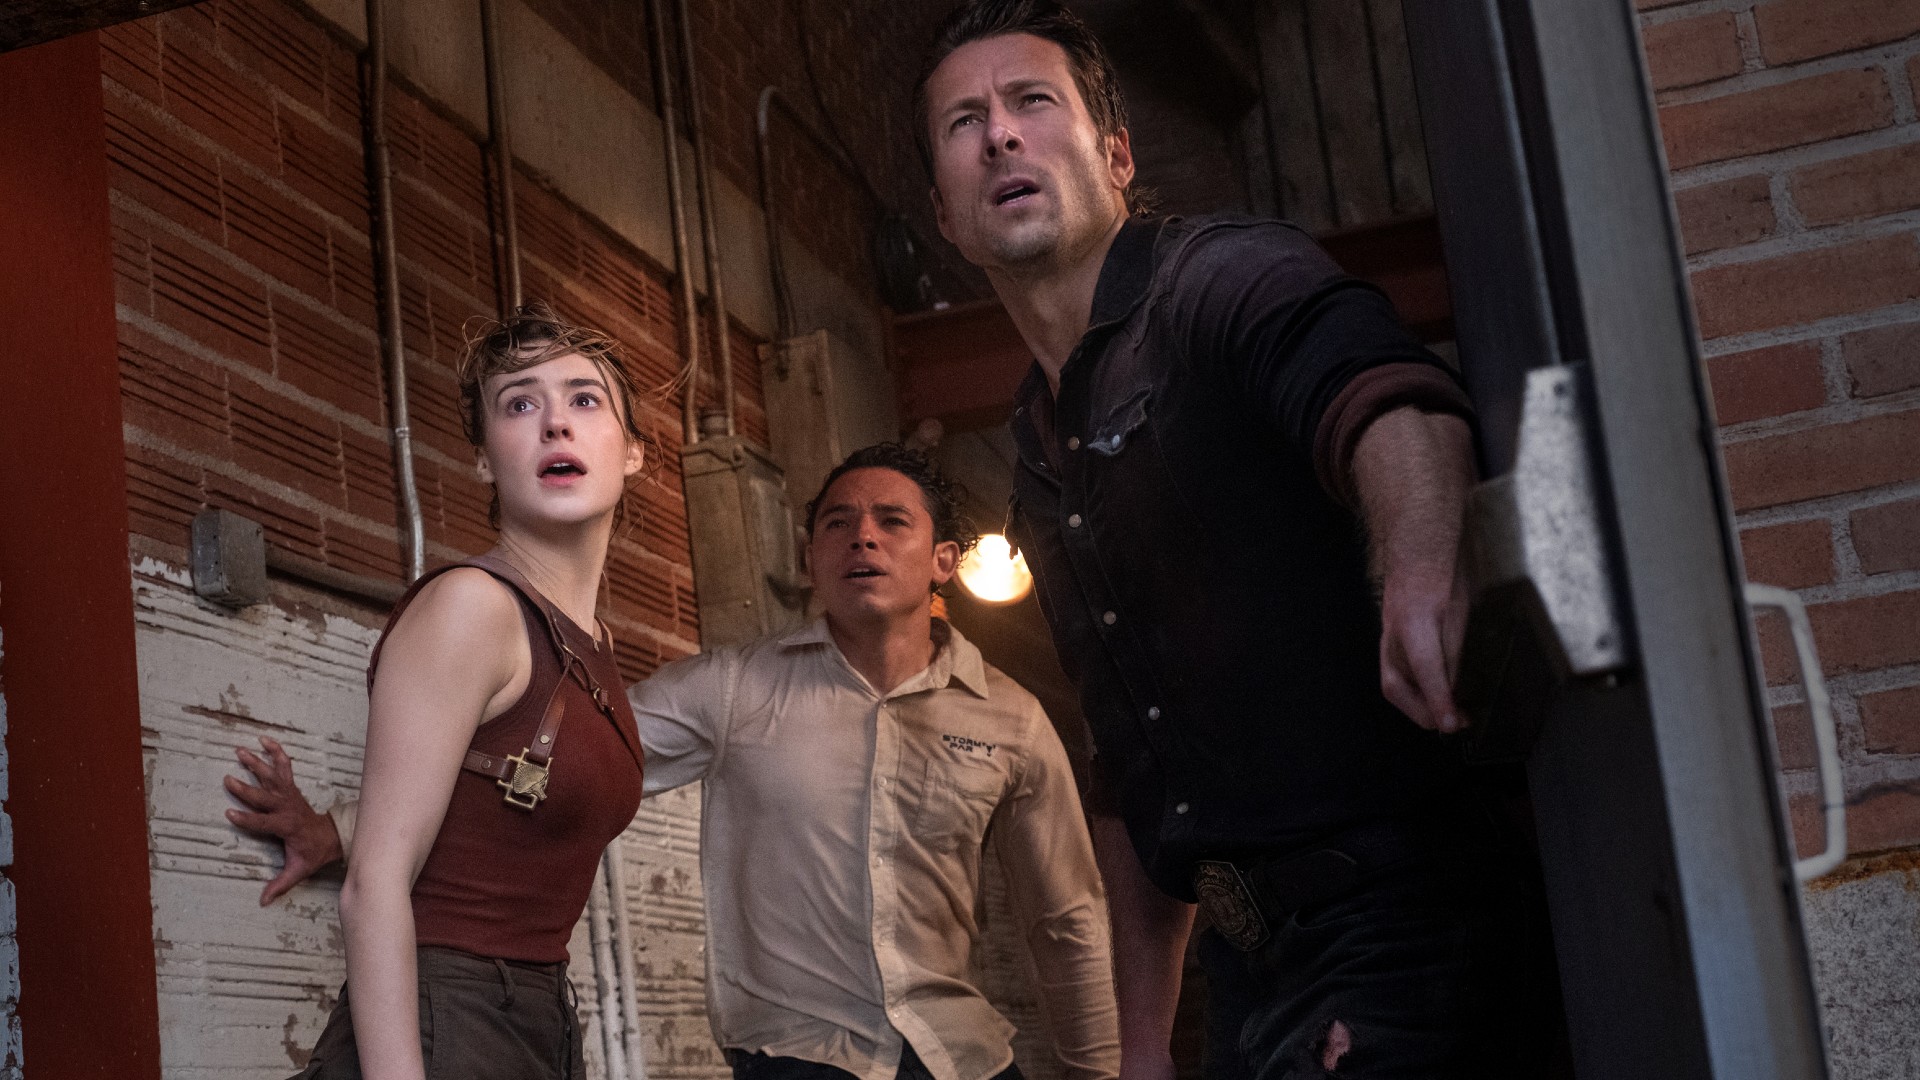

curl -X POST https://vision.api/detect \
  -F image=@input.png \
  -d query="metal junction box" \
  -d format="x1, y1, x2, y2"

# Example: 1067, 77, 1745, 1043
681, 436, 809, 648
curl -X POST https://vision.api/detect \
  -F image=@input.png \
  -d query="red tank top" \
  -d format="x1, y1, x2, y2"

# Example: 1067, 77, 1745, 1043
366, 558, 645, 962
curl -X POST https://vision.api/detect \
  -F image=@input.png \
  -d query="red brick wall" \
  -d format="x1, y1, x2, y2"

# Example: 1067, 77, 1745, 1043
1644, 0, 1920, 859
103, 0, 773, 681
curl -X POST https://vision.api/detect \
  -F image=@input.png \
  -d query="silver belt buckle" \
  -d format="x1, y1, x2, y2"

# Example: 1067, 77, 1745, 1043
1193, 860, 1271, 951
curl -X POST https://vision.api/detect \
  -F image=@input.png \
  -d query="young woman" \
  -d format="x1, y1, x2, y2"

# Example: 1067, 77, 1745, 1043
296, 301, 652, 1080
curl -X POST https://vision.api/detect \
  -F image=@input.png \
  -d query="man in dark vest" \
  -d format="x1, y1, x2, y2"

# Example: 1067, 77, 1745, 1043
912, 2, 1556, 1078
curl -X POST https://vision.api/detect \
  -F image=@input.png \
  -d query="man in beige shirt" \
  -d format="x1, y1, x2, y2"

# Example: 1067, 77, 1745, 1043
228, 443, 1119, 1080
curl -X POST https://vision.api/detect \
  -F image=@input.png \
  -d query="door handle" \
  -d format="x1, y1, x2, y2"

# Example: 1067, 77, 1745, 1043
1743, 583, 1847, 882
1455, 363, 1632, 760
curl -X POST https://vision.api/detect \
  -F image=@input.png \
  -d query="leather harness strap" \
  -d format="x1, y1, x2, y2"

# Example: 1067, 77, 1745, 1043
453, 555, 618, 808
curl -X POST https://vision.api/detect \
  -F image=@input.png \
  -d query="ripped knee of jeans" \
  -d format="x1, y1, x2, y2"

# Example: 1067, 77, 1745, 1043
1316, 1019, 1353, 1073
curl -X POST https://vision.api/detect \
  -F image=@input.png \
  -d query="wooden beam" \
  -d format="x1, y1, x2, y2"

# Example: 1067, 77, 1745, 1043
0, 0, 201, 54
0, 31, 164, 1078
893, 299, 1032, 433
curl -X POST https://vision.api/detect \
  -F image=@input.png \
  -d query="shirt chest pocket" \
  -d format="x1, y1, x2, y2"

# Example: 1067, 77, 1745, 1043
1083, 385, 1202, 534
910, 755, 1006, 854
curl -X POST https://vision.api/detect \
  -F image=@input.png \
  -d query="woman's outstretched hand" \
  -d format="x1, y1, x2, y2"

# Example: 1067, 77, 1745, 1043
225, 736, 344, 905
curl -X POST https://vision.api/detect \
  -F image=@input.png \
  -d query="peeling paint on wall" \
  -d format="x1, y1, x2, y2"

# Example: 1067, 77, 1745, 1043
136, 557, 720, 1080
136, 552, 1076, 1079
136, 558, 375, 1075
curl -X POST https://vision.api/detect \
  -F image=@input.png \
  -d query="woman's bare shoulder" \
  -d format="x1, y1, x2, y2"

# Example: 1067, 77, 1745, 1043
383, 566, 526, 668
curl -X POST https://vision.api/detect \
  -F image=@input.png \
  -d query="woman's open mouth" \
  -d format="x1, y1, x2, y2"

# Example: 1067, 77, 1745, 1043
538, 454, 588, 484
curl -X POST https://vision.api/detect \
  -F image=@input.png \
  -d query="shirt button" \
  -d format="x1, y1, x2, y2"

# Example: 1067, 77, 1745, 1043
1175, 802, 1190, 815
1102, 611, 1117, 625
1147, 706, 1161, 720
1067, 513, 1083, 528
1066, 436, 1082, 451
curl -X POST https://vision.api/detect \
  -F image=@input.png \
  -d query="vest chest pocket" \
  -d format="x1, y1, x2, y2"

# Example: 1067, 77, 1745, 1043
910, 755, 1006, 853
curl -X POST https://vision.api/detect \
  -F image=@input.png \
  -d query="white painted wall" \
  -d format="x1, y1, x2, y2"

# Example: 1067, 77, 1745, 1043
138, 556, 373, 1076
139, 555, 721, 1079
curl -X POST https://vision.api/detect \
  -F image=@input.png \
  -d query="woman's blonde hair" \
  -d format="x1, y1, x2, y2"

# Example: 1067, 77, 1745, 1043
456, 299, 658, 526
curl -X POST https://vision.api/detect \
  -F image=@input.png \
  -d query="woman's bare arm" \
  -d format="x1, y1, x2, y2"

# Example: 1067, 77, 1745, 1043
341, 568, 530, 1080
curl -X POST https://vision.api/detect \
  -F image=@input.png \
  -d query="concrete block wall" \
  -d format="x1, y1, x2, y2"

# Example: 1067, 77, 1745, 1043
513, 0, 966, 301
1640, 1, 1920, 1074
103, 0, 752, 680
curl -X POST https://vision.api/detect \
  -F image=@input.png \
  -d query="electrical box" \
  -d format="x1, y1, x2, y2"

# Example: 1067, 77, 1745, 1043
681, 436, 809, 648
758, 331, 844, 521
758, 329, 900, 518
191, 508, 268, 608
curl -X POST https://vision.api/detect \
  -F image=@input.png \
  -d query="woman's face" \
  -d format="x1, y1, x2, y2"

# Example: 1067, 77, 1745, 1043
475, 351, 644, 532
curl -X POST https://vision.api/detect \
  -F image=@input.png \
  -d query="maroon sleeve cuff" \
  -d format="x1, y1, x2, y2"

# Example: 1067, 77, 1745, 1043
1313, 363, 1475, 509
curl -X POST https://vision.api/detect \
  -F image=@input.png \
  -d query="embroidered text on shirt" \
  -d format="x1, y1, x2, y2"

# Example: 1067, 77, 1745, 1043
941, 733, 998, 758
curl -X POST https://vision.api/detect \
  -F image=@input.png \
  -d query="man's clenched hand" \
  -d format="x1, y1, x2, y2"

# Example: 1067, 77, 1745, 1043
1351, 407, 1476, 734
225, 736, 344, 904
1378, 558, 1469, 733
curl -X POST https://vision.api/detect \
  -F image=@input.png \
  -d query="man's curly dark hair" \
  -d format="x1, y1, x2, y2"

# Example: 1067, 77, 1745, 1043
805, 443, 981, 562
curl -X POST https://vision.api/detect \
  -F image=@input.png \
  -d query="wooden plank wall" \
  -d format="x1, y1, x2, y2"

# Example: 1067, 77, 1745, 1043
1252, 0, 1434, 232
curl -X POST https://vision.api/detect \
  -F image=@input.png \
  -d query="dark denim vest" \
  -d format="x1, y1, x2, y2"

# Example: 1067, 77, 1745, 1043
1007, 216, 1460, 900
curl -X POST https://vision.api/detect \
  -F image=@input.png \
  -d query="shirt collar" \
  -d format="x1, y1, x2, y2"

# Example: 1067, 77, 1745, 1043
1087, 214, 1163, 329
930, 618, 991, 699
1013, 215, 1165, 416
779, 616, 991, 700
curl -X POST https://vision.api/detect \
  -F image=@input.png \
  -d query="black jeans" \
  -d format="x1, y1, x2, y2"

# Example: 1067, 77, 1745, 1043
293, 946, 582, 1080
730, 1042, 1026, 1080
1198, 846, 1563, 1080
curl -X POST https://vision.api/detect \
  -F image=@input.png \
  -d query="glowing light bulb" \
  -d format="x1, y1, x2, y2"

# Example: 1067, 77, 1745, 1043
957, 533, 1033, 604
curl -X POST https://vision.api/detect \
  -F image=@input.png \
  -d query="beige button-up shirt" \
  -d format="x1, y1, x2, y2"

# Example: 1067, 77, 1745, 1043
637, 617, 1119, 1080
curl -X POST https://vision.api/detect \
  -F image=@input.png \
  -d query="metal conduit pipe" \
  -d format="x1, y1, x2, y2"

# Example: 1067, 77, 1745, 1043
755, 86, 950, 340
587, 871, 633, 1080
266, 546, 407, 606
480, 0, 523, 314
645, 0, 703, 446
671, 0, 734, 436
362, 0, 427, 582
605, 839, 649, 1080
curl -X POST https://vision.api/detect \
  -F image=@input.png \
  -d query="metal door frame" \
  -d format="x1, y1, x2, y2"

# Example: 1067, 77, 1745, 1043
1399, 1, 1829, 1076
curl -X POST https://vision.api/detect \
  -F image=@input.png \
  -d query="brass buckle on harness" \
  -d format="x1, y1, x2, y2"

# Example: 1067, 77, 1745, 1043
497, 748, 551, 810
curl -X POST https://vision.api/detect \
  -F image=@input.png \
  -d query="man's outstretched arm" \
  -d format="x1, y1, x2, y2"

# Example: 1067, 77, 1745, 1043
1088, 812, 1195, 1080
993, 720, 1121, 1080
1350, 406, 1477, 734
224, 736, 346, 904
